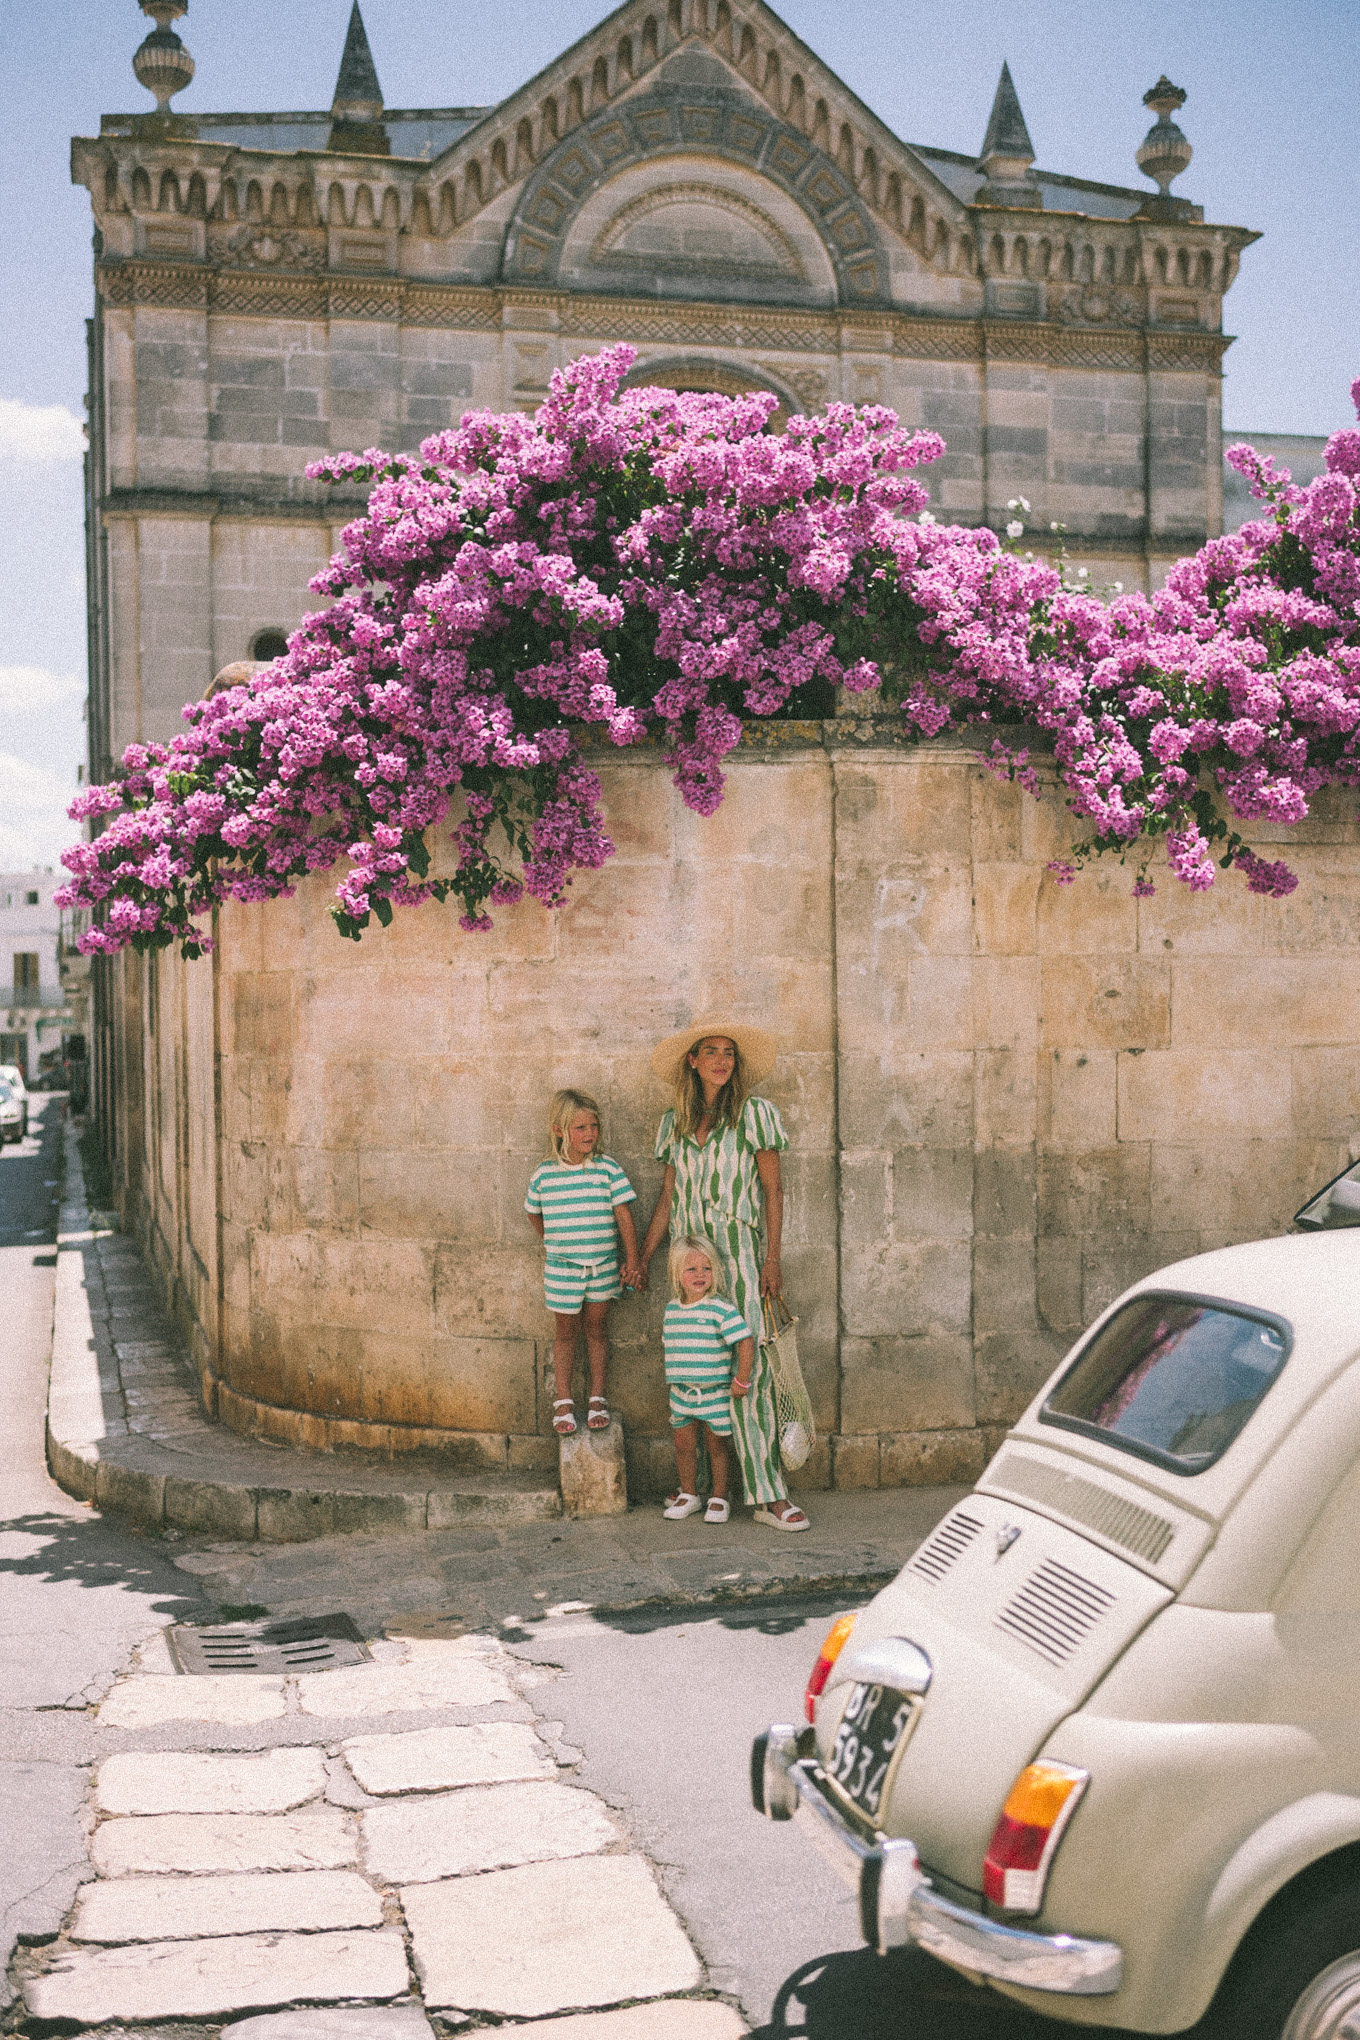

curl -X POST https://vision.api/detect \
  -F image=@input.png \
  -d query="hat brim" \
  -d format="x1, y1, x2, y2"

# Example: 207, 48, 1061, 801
650, 1020, 779, 1087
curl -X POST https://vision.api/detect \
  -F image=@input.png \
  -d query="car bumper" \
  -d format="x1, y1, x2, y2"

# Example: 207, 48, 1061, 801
752, 1725, 1123, 1998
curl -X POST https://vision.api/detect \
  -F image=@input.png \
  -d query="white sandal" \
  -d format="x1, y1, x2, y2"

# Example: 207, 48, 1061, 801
552, 1398, 577, 1436
753, 1504, 810, 1532
663, 1492, 704, 1519
704, 1496, 730, 1525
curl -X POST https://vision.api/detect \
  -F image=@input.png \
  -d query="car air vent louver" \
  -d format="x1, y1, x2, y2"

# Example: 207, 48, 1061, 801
908, 1508, 984, 1583
993, 1454, 1175, 1565
995, 1559, 1116, 1667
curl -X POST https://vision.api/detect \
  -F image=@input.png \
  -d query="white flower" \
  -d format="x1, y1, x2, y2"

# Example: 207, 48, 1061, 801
1007, 497, 1021, 512
1112, 580, 1124, 593
1017, 496, 1031, 514
1076, 566, 1089, 580
918, 510, 937, 525
1050, 520, 1061, 532
1005, 519, 1024, 539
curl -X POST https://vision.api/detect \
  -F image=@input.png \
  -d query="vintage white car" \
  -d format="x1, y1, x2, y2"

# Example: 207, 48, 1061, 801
756, 1225, 1360, 2040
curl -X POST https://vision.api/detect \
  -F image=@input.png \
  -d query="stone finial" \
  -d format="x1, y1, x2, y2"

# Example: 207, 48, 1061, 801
328, 2, 391, 156
975, 62, 1041, 208
133, 0, 194, 114
1136, 76, 1193, 197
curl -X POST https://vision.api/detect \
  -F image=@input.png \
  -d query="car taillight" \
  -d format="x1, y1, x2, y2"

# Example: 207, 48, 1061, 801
804, 1611, 858, 1722
982, 1762, 1089, 1914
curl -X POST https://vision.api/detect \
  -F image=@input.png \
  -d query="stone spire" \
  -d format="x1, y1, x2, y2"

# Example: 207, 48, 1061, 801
975, 62, 1041, 208
132, 0, 194, 115
328, 3, 390, 156
1135, 76, 1193, 216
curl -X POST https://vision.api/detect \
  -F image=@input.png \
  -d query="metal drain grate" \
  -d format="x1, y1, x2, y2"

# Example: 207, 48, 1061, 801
169, 1613, 370, 1676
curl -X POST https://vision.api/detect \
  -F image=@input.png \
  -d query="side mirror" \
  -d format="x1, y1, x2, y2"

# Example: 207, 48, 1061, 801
1295, 1161, 1360, 1231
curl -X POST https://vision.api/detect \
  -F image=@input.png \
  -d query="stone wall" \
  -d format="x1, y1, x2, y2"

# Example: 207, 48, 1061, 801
116, 721, 1360, 1496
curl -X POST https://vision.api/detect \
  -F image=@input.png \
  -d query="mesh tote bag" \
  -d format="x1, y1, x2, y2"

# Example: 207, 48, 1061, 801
762, 1296, 816, 1471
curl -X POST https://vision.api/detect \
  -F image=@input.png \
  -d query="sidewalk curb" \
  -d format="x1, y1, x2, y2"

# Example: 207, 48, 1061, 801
45, 1120, 562, 1542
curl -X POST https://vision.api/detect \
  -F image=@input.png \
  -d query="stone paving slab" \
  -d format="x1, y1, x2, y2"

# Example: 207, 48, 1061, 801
361, 1779, 617, 1883
510, 2007, 748, 2040
98, 1673, 288, 1728
71, 1869, 384, 1943
92, 1807, 357, 1876
295, 1639, 515, 1717
343, 1721, 555, 1797
24, 1927, 411, 2024
227, 2008, 437, 2040
403, 1854, 702, 2015
97, 1747, 326, 1816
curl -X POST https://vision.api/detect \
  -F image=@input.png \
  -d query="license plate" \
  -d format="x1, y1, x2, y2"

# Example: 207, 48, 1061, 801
822, 1681, 922, 1826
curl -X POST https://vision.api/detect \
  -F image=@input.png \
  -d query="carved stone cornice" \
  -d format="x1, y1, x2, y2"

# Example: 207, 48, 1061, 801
92, 256, 1235, 377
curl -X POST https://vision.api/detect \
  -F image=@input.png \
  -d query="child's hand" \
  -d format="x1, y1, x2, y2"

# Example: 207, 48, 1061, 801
621, 1259, 643, 1291
731, 1373, 752, 1398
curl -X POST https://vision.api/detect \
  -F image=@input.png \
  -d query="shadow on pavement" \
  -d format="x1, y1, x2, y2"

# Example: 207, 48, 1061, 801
0, 1510, 205, 1616
586, 1589, 874, 1639
751, 1945, 1126, 2039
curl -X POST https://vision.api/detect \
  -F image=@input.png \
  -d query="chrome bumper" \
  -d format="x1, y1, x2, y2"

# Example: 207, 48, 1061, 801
752, 1725, 1123, 1998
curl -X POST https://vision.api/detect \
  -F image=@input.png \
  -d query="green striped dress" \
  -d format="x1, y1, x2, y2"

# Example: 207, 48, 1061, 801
654, 1096, 789, 1505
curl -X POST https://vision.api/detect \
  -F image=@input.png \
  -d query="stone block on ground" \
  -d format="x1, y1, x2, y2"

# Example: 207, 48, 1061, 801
23, 1928, 410, 2025
97, 1674, 287, 1728
343, 1722, 554, 1797
402, 1854, 701, 2015
362, 1779, 616, 1883
96, 1747, 325, 1817
92, 1808, 356, 1876
297, 1638, 515, 1716
508, 2007, 747, 2040
559, 1415, 628, 1517
70, 1869, 383, 1943
226, 2008, 436, 2040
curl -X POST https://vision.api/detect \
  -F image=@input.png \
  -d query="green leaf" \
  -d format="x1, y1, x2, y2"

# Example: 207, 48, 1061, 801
373, 895, 393, 927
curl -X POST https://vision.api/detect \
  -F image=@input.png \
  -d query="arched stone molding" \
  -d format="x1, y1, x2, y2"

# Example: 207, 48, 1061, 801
503, 84, 888, 304
617, 351, 801, 424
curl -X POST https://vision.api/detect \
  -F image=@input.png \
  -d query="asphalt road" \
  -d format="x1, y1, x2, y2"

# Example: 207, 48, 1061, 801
0, 1095, 209, 1998
510, 1600, 1104, 2039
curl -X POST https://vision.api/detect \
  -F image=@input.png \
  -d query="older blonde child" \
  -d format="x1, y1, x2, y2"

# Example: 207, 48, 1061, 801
525, 1089, 640, 1436
661, 1234, 754, 1526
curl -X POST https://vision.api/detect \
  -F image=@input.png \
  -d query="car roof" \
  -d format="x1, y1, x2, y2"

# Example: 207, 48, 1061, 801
1124, 1229, 1360, 1339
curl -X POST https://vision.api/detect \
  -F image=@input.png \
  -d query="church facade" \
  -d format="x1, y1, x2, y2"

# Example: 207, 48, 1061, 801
74, 0, 1258, 777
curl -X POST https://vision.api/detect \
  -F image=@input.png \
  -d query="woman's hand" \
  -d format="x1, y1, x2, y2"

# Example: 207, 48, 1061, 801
759, 1254, 782, 1299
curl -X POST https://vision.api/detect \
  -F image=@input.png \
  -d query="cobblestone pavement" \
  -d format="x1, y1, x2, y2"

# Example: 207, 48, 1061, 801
11, 1627, 749, 2038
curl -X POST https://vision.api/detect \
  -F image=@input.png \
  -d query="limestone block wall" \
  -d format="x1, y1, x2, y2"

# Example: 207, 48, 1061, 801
120, 723, 1360, 1495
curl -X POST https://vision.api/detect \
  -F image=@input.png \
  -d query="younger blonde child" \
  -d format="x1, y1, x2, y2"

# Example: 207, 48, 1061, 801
661, 1234, 754, 1526
525, 1089, 640, 1436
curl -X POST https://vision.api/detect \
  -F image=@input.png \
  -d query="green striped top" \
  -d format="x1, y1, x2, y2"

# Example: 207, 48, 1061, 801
663, 1296, 751, 1386
654, 1096, 789, 1232
525, 1156, 636, 1263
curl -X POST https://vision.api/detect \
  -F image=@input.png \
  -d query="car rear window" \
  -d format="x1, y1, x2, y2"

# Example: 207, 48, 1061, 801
1040, 1293, 1291, 1474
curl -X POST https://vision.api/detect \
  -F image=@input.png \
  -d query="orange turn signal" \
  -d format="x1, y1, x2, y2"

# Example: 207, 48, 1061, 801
804, 1611, 858, 1723
982, 1761, 1089, 1915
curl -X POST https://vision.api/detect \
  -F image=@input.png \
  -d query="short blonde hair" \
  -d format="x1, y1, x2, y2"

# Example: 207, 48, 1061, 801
668, 1233, 729, 1301
547, 1088, 603, 1162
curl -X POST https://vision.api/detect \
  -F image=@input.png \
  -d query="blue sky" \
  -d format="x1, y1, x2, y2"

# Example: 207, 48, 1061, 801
2, 0, 1356, 868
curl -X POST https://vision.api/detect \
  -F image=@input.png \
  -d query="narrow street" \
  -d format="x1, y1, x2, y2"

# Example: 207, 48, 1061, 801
2, 1097, 1084, 2038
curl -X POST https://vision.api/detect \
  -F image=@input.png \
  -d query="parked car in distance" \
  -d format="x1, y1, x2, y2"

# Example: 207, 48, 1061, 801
0, 1064, 28, 1136
0, 1078, 24, 1144
755, 1228, 1360, 2040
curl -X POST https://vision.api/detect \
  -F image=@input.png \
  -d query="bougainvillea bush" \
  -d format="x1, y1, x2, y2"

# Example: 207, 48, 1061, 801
58, 350, 1360, 955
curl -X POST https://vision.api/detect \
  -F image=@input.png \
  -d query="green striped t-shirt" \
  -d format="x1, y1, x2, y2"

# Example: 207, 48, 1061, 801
525, 1156, 636, 1264
663, 1296, 750, 1387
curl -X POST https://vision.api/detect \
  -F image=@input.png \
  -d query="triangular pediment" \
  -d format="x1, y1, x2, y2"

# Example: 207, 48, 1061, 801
423, 0, 968, 274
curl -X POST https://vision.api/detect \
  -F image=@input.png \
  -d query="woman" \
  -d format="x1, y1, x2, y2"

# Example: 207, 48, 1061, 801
637, 1022, 811, 1531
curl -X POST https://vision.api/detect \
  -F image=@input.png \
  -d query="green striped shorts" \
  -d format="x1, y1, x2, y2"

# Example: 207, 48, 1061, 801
544, 1255, 621, 1312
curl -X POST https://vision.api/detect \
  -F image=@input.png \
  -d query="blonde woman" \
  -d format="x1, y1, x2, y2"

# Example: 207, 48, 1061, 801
525, 1089, 641, 1436
638, 1023, 810, 1530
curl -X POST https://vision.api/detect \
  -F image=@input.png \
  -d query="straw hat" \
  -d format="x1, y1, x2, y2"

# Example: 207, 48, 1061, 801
650, 1018, 779, 1087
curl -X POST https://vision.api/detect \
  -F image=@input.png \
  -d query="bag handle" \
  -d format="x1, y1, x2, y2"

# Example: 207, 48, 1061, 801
761, 1293, 795, 1341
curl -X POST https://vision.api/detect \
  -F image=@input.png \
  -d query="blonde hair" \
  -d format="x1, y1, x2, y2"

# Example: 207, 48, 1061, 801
668, 1233, 729, 1302
547, 1088, 603, 1163
671, 1035, 750, 1142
